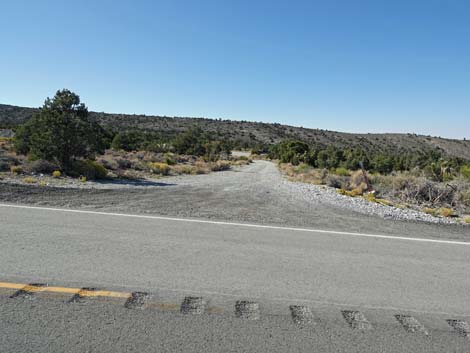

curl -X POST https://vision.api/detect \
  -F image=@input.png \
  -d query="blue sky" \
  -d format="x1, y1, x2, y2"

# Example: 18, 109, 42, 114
1, 0, 469, 139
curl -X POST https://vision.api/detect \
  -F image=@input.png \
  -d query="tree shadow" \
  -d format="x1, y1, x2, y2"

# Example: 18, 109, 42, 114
93, 178, 177, 187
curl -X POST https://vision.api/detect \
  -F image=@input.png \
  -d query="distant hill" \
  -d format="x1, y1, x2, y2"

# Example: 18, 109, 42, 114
1, 103, 470, 159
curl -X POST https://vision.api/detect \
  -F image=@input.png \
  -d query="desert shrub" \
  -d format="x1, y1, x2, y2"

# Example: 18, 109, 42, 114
116, 158, 132, 169
423, 207, 437, 216
210, 160, 230, 172
461, 165, 470, 180
14, 89, 107, 169
172, 128, 207, 156
348, 170, 370, 194
203, 140, 231, 161
193, 160, 210, 174
0, 161, 9, 172
459, 190, 470, 206
171, 128, 231, 159
337, 188, 362, 197
269, 140, 310, 165
24, 159, 58, 174
439, 207, 454, 217
164, 154, 176, 165
325, 174, 342, 188
132, 161, 147, 171
463, 216, 470, 224
111, 132, 144, 151
23, 176, 37, 183
271, 139, 468, 174
71, 160, 107, 180
334, 167, 350, 176
180, 165, 194, 174
232, 159, 251, 166
349, 170, 365, 188
98, 158, 118, 170
148, 162, 170, 175
10, 165, 22, 174
79, 176, 87, 182
293, 163, 312, 174
52, 170, 61, 178
238, 156, 249, 161
375, 198, 393, 206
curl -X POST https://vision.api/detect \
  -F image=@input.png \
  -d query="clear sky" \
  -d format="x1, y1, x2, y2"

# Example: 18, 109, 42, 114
1, 0, 469, 139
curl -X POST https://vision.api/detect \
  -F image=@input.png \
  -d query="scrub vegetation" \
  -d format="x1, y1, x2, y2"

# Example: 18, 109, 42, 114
1, 89, 469, 221
273, 140, 470, 220
0, 90, 250, 183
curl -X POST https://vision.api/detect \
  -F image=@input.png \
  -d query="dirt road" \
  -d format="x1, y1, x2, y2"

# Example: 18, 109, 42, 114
0, 160, 468, 240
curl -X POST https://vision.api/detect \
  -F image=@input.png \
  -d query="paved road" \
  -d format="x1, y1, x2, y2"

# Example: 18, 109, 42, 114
0, 204, 469, 352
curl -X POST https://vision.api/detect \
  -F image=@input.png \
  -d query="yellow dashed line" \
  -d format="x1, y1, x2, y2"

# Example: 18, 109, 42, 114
44, 286, 81, 294
152, 303, 181, 310
0, 281, 131, 299
0, 282, 26, 290
79, 289, 131, 299
1, 281, 224, 313
21, 284, 47, 293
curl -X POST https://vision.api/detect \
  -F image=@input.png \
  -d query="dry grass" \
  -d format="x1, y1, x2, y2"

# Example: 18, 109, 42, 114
10, 165, 22, 174
95, 149, 249, 178
23, 176, 37, 184
148, 162, 170, 175
279, 163, 325, 185
279, 162, 470, 217
439, 207, 454, 217
423, 207, 438, 217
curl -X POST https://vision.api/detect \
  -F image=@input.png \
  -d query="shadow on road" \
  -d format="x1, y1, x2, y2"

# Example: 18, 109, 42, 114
93, 179, 177, 187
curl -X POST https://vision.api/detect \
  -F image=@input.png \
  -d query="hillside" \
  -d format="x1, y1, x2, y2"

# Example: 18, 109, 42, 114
1, 103, 470, 159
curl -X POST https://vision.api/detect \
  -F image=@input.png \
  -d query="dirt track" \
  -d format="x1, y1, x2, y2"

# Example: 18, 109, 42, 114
1, 161, 468, 240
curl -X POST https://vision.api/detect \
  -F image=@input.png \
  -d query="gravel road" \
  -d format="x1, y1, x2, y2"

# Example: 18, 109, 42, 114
0, 160, 468, 240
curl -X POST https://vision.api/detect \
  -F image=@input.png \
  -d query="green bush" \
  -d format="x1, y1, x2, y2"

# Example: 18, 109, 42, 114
164, 153, 176, 165
10, 165, 22, 174
334, 167, 350, 176
270, 139, 469, 175
13, 89, 107, 169
460, 190, 470, 206
0, 161, 9, 172
71, 160, 107, 180
24, 159, 58, 174
111, 131, 143, 151
461, 165, 470, 180
269, 140, 310, 165
148, 162, 170, 175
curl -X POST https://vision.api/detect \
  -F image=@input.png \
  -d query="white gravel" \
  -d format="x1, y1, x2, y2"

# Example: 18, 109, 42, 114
280, 179, 458, 225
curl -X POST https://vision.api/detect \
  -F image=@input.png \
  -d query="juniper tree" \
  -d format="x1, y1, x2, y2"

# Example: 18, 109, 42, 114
14, 89, 106, 169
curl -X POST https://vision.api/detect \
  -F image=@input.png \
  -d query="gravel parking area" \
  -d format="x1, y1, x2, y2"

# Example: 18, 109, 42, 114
0, 161, 468, 240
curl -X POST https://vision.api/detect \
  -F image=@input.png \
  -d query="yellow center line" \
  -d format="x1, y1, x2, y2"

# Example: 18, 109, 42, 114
80, 290, 131, 298
21, 285, 47, 293
0, 282, 26, 290
44, 286, 81, 294
0, 281, 131, 298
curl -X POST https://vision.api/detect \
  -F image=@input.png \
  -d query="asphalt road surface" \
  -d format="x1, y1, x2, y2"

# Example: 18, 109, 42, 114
1, 204, 469, 352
